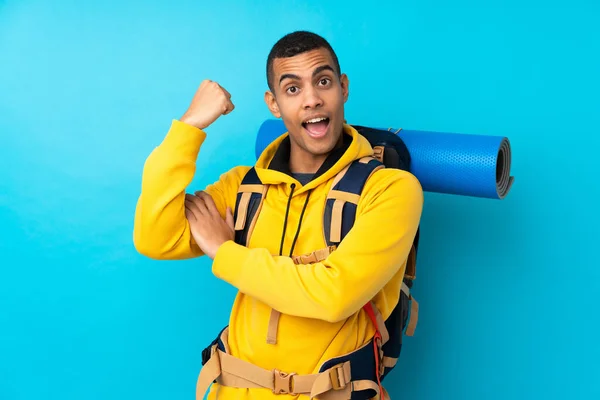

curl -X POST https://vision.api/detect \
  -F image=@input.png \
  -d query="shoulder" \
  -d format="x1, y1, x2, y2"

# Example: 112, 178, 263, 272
202, 165, 255, 213
207, 165, 254, 194
220, 165, 254, 183
358, 166, 424, 214
368, 166, 422, 190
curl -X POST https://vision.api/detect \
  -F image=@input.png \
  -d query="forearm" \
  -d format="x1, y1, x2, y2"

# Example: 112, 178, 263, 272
133, 120, 206, 260
212, 242, 404, 322
212, 172, 424, 322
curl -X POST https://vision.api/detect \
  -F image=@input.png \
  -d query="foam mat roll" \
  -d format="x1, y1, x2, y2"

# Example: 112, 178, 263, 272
255, 119, 514, 199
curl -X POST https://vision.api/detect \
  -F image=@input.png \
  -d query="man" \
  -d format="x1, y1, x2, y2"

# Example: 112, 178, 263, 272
134, 31, 423, 399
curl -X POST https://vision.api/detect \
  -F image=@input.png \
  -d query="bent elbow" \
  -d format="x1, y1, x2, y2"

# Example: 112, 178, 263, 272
321, 296, 357, 323
132, 223, 172, 260
322, 309, 347, 323
133, 226, 201, 261
322, 305, 357, 323
133, 231, 162, 260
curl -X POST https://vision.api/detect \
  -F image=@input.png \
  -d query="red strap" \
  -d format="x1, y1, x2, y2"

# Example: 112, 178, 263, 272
362, 302, 378, 331
363, 303, 384, 397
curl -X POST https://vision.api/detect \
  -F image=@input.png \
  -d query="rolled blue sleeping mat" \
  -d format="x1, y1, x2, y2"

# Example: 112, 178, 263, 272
256, 119, 514, 200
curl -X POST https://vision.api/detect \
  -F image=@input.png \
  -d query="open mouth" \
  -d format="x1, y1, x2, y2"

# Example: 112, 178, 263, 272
302, 117, 330, 138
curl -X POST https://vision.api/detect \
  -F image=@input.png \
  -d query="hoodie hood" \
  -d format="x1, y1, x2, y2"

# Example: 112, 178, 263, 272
253, 123, 375, 194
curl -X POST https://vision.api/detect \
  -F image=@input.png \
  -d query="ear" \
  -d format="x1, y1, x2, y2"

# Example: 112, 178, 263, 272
264, 91, 281, 118
340, 73, 350, 103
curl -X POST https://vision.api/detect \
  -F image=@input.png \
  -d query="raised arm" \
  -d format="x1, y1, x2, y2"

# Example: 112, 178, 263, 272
133, 80, 240, 260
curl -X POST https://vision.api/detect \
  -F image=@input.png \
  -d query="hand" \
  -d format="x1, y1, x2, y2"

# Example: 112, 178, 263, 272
180, 80, 235, 130
185, 191, 235, 259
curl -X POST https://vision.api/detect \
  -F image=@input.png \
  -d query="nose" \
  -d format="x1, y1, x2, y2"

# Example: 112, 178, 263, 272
302, 86, 323, 109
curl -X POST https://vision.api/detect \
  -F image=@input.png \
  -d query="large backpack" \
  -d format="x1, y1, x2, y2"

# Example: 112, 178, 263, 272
199, 126, 420, 400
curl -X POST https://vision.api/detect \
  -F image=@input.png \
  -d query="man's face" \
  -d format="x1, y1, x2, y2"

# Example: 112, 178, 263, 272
265, 48, 349, 165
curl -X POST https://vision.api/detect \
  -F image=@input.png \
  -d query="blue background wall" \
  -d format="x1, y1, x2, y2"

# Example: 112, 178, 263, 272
1, 1, 599, 399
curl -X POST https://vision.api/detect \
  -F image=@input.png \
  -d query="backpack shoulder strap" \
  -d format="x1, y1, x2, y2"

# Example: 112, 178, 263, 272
323, 156, 384, 247
324, 148, 421, 339
233, 167, 268, 247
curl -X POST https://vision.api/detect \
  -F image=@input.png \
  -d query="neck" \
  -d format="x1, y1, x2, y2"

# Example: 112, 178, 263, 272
289, 151, 327, 174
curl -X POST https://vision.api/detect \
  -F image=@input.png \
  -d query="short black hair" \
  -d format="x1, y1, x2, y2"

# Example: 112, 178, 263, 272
266, 30, 341, 92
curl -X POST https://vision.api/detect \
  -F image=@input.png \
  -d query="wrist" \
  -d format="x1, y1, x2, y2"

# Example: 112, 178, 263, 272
208, 239, 232, 260
212, 240, 245, 284
180, 114, 208, 130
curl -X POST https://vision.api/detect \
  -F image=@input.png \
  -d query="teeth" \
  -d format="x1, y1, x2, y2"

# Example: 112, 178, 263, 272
305, 117, 327, 124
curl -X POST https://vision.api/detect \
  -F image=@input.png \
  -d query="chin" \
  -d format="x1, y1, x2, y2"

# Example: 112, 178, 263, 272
306, 137, 338, 155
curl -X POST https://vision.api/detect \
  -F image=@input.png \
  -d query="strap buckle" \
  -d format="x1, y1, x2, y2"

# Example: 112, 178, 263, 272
329, 364, 346, 390
273, 370, 296, 395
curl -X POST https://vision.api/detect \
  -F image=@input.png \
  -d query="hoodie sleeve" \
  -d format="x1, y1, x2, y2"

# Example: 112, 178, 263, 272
211, 169, 424, 323
133, 119, 247, 260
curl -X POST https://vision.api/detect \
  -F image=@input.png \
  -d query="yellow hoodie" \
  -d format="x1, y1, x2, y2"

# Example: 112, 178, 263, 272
133, 119, 423, 400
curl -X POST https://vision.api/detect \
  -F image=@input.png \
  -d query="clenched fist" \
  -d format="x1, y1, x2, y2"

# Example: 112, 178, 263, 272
180, 80, 235, 130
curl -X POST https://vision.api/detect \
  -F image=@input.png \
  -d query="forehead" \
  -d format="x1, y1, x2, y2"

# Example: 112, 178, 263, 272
272, 48, 335, 80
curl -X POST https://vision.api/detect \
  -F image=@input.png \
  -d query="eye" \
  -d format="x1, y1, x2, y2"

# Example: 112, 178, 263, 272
286, 86, 299, 95
318, 78, 331, 86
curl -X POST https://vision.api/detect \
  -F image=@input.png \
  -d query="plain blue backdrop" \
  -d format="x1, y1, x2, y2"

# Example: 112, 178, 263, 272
1, 0, 599, 399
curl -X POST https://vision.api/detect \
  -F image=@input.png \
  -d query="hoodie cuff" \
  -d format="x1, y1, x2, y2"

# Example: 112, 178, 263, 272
212, 240, 248, 286
161, 119, 208, 161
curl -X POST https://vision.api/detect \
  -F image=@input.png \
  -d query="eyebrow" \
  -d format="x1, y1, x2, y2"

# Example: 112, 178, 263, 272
278, 64, 336, 85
